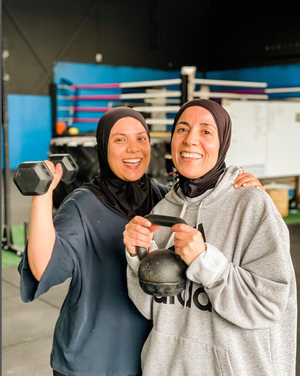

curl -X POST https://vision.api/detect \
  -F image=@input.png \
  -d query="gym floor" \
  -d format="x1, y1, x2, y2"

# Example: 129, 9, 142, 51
2, 172, 300, 375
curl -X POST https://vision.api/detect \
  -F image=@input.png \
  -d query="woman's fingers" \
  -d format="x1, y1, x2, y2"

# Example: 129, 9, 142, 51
124, 230, 150, 255
149, 224, 160, 233
171, 223, 194, 233
172, 226, 206, 265
44, 161, 63, 191
123, 216, 154, 255
233, 173, 265, 190
129, 216, 152, 227
233, 173, 253, 186
125, 222, 152, 237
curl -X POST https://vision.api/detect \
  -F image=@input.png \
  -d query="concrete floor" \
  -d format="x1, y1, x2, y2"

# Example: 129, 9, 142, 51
2, 172, 300, 375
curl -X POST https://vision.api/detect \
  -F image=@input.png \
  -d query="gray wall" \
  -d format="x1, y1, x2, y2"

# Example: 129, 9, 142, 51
3, 0, 300, 96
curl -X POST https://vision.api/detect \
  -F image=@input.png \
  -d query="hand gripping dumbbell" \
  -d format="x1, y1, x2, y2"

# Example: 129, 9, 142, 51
13, 154, 79, 196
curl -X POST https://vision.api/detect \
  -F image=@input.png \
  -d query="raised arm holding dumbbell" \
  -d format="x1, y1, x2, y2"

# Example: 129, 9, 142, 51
14, 154, 78, 280
27, 161, 63, 281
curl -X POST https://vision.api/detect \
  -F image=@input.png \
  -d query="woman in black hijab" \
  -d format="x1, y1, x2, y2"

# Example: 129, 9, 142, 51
18, 107, 169, 376
19, 106, 263, 376
85, 107, 165, 219
124, 99, 296, 376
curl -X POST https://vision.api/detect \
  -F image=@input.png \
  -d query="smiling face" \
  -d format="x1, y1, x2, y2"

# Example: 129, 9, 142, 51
171, 106, 220, 179
107, 117, 151, 181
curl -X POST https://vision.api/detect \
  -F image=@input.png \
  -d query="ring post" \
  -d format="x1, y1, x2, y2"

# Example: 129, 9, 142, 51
180, 66, 197, 105
50, 83, 58, 137
180, 74, 188, 106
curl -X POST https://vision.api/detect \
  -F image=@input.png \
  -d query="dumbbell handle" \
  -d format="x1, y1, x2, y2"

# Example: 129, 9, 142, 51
49, 154, 78, 184
144, 214, 187, 227
136, 214, 187, 260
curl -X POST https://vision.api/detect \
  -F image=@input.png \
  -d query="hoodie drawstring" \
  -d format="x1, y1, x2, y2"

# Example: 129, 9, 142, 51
183, 201, 204, 308
165, 202, 187, 250
196, 201, 204, 230
165, 201, 204, 308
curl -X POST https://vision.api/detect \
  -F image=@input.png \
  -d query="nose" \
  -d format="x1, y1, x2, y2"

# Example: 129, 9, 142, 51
126, 140, 140, 153
184, 128, 199, 146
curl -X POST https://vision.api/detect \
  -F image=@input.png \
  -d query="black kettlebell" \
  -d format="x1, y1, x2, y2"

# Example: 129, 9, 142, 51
136, 214, 188, 297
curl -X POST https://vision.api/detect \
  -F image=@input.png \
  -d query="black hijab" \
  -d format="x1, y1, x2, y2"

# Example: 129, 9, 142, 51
171, 99, 232, 198
84, 107, 161, 220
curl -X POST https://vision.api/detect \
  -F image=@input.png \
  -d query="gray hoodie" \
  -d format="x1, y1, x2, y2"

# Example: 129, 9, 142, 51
126, 166, 297, 376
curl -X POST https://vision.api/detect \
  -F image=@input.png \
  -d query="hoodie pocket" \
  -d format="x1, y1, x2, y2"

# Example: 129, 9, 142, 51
142, 329, 234, 376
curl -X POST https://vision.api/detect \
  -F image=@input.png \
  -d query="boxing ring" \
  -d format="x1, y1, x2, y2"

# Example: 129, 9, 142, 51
47, 66, 300, 207
51, 67, 274, 137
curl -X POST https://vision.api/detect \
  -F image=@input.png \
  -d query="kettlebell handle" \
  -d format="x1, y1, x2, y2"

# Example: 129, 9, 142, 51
136, 214, 187, 260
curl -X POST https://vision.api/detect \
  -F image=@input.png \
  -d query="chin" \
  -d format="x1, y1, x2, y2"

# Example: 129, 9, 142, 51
177, 168, 200, 179
124, 172, 145, 182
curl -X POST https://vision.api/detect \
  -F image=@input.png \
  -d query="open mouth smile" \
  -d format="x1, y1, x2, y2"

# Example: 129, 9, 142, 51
123, 158, 142, 167
180, 152, 202, 160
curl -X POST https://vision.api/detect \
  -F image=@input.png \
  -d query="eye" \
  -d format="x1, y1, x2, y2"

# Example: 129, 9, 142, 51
138, 136, 147, 141
202, 130, 211, 135
115, 137, 126, 142
177, 127, 188, 133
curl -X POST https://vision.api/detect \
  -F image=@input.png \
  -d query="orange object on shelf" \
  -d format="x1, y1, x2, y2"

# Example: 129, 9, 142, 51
56, 121, 67, 135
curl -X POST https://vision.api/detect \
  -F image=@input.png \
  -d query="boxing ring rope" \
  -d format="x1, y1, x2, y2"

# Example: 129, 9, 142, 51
57, 106, 181, 113
53, 70, 298, 136
57, 91, 182, 101
209, 87, 300, 95
192, 78, 267, 88
193, 91, 269, 100
57, 78, 182, 90
132, 106, 181, 113
265, 87, 300, 94
53, 77, 184, 134
191, 78, 269, 100
57, 117, 175, 125
58, 106, 111, 113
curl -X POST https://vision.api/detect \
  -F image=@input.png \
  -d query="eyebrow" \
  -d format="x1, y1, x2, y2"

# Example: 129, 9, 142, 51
176, 121, 217, 130
110, 131, 148, 137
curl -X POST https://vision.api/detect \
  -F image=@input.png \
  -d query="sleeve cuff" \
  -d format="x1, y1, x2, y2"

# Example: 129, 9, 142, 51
149, 240, 158, 252
186, 243, 228, 286
125, 248, 141, 274
125, 239, 158, 274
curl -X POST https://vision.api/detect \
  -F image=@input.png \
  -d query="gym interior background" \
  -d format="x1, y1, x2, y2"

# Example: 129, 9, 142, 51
2, 0, 300, 375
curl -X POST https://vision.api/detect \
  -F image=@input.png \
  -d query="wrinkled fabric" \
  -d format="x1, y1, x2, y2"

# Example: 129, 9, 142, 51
19, 183, 169, 376
127, 166, 297, 376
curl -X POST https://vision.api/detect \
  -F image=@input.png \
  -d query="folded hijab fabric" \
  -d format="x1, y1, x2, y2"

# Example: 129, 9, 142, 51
84, 107, 161, 220
171, 99, 232, 198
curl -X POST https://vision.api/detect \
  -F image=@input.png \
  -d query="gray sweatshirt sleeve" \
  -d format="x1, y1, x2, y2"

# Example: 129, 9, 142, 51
126, 251, 154, 320
187, 213, 292, 330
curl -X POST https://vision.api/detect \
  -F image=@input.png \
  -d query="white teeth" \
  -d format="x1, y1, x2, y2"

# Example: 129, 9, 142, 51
180, 152, 202, 159
123, 159, 141, 163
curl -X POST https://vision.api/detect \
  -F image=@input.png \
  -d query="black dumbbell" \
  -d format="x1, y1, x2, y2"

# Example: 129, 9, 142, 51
13, 154, 79, 196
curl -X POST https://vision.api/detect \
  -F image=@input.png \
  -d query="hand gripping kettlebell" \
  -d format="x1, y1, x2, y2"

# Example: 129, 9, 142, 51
136, 214, 188, 297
